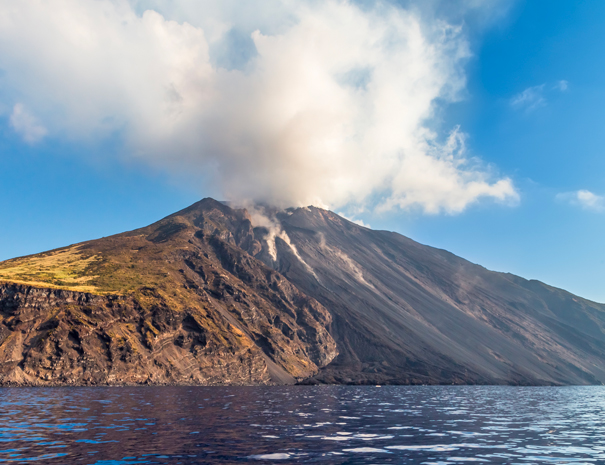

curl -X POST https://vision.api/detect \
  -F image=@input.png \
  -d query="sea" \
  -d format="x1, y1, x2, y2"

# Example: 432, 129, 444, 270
1, 385, 604, 464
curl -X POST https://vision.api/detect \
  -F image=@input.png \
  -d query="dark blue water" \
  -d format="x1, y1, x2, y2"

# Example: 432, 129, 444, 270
1, 386, 604, 464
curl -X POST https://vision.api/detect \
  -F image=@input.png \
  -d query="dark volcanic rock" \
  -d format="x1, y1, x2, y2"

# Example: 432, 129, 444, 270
2, 198, 605, 386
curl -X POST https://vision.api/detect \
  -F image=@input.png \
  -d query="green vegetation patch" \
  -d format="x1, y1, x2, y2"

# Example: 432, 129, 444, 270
0, 246, 101, 293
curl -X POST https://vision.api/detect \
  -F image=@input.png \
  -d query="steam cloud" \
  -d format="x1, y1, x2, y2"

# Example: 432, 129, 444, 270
0, 0, 517, 213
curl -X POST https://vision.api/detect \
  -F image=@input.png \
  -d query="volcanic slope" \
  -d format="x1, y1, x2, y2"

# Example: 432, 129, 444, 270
0, 199, 337, 385
2, 198, 605, 386
249, 205, 605, 385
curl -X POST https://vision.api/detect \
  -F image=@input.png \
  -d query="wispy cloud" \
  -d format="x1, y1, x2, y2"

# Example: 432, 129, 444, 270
510, 80, 568, 112
510, 84, 546, 111
554, 80, 568, 91
9, 103, 47, 144
556, 190, 604, 212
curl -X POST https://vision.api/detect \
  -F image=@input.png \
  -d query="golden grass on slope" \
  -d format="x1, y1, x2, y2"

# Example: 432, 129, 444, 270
0, 246, 100, 293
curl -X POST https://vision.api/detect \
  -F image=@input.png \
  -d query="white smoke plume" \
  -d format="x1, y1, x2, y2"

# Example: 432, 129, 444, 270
247, 205, 318, 278
0, 0, 517, 214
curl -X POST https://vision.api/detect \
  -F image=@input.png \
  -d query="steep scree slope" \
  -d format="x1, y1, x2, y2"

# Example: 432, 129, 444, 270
248, 205, 605, 385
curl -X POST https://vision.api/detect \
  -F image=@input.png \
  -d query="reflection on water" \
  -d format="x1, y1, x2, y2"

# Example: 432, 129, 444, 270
1, 385, 605, 464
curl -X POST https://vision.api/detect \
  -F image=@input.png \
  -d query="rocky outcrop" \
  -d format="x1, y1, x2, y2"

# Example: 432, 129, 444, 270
0, 283, 271, 385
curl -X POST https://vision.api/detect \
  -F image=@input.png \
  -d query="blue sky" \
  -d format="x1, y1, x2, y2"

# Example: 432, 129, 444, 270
1, 0, 604, 302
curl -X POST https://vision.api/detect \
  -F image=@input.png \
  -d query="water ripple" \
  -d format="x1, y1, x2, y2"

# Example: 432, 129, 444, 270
1, 386, 605, 463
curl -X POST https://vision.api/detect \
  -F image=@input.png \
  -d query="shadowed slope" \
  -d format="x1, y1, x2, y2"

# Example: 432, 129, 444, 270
246, 206, 605, 385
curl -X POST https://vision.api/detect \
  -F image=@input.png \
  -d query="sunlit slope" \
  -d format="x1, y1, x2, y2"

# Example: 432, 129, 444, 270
0, 199, 337, 386
0, 217, 213, 296
0, 247, 100, 293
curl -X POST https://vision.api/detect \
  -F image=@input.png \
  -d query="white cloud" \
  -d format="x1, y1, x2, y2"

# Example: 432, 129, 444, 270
556, 190, 605, 212
378, 127, 518, 214
511, 80, 569, 112
510, 84, 546, 112
554, 80, 568, 91
337, 212, 371, 229
351, 218, 371, 228
9, 103, 47, 144
0, 0, 518, 214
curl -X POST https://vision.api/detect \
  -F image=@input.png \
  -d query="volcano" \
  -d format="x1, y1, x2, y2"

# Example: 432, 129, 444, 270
1, 198, 605, 386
